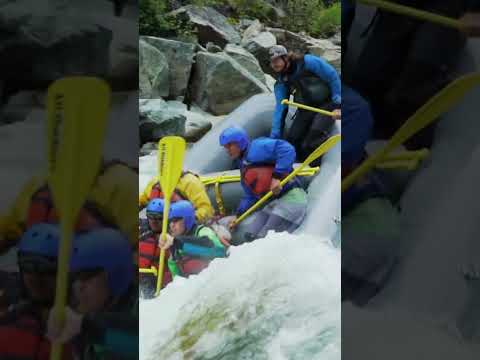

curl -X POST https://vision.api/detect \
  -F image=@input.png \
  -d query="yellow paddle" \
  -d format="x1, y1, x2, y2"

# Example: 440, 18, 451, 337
233, 134, 341, 226
155, 136, 186, 296
357, 0, 462, 30
342, 72, 480, 192
281, 99, 335, 117
47, 77, 110, 360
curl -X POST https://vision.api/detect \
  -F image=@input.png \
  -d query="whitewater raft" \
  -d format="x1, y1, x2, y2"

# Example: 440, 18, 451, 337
184, 93, 341, 245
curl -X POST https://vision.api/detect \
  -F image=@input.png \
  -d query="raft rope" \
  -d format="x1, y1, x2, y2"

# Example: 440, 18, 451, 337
200, 167, 320, 216
214, 181, 226, 216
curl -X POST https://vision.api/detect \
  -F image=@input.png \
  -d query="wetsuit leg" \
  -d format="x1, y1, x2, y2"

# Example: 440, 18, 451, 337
242, 210, 270, 243
302, 112, 335, 166
286, 109, 316, 161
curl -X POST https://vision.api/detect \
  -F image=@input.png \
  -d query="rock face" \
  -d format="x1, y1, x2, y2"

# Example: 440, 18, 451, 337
242, 32, 277, 75
0, 0, 112, 93
1, 91, 43, 124
168, 5, 241, 48
307, 46, 341, 73
190, 51, 269, 115
139, 99, 186, 144
224, 44, 266, 84
141, 36, 196, 98
241, 20, 264, 45
139, 40, 170, 99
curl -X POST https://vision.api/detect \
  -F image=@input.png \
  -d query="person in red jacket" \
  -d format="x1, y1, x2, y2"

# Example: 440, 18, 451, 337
0, 224, 74, 360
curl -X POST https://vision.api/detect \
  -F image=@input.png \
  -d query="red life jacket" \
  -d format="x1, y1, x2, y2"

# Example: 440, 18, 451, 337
138, 221, 172, 288
0, 310, 73, 360
176, 258, 210, 276
25, 185, 110, 232
242, 165, 276, 196
148, 182, 185, 202
24, 161, 132, 233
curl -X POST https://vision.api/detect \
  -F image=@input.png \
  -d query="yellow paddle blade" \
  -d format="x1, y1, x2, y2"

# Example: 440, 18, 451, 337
281, 99, 335, 117
358, 0, 461, 30
155, 136, 186, 296
157, 136, 187, 199
234, 134, 340, 226
342, 72, 480, 192
47, 77, 110, 360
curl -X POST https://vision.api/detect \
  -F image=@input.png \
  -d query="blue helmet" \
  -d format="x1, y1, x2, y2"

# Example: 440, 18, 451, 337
146, 198, 165, 214
219, 126, 249, 151
70, 227, 133, 298
169, 200, 196, 232
18, 223, 60, 258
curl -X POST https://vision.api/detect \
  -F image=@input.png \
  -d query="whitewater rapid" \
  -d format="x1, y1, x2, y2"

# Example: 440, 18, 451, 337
140, 232, 340, 360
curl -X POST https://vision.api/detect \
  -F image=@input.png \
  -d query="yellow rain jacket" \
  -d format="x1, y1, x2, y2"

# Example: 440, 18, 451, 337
0, 163, 138, 252
139, 173, 214, 223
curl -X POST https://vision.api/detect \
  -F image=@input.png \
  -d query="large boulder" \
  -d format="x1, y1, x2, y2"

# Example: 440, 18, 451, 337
224, 44, 266, 84
0, 0, 112, 94
267, 27, 339, 53
309, 47, 341, 73
168, 5, 241, 48
140, 36, 196, 99
190, 51, 269, 115
242, 32, 277, 75
139, 40, 169, 99
241, 19, 264, 44
266, 27, 341, 72
139, 99, 186, 144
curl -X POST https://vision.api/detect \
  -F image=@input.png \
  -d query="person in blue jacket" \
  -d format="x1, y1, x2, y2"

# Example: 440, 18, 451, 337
47, 227, 138, 360
220, 126, 308, 243
269, 45, 341, 162
342, 84, 374, 176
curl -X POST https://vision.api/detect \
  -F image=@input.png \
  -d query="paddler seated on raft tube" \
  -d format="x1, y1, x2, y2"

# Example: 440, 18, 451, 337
0, 224, 75, 360
1, 224, 138, 360
46, 226, 138, 360
341, 86, 401, 306
139, 171, 214, 224
139, 199, 228, 296
0, 159, 138, 254
269, 45, 341, 163
219, 126, 308, 243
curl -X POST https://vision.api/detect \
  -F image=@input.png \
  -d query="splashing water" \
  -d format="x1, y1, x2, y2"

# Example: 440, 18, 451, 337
140, 232, 340, 360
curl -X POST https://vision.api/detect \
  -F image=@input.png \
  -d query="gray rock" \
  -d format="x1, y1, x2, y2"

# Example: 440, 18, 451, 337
329, 32, 341, 46
191, 51, 269, 115
1, 91, 43, 124
140, 142, 158, 156
168, 5, 241, 47
184, 111, 212, 142
241, 19, 264, 45
0, 0, 112, 91
139, 40, 170, 99
243, 31, 277, 74
264, 74, 277, 92
206, 42, 223, 53
237, 18, 255, 32
141, 36, 196, 98
307, 46, 341, 73
225, 44, 266, 84
266, 27, 339, 53
139, 98, 186, 144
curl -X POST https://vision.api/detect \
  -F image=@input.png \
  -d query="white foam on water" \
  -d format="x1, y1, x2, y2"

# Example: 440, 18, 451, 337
140, 232, 340, 360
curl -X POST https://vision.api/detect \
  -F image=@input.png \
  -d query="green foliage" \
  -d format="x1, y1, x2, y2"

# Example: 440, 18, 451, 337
139, 0, 340, 39
281, 0, 340, 37
140, 0, 197, 40
310, 2, 341, 37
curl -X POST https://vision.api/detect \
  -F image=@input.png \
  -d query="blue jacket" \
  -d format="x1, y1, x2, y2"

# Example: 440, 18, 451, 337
342, 85, 373, 167
271, 54, 341, 138
234, 137, 297, 215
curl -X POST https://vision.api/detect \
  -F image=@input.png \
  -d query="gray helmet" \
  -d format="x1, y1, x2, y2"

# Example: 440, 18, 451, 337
269, 45, 288, 60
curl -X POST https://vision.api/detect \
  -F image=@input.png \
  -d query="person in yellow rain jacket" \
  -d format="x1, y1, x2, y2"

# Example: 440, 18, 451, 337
138, 171, 214, 224
0, 160, 138, 253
